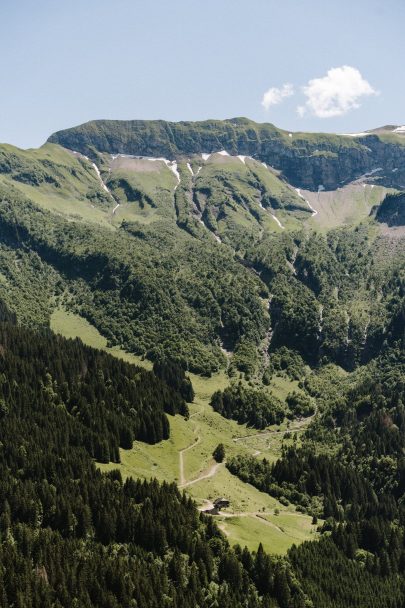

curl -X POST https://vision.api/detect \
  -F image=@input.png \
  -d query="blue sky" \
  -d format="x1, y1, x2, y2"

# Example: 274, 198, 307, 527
1, 0, 404, 148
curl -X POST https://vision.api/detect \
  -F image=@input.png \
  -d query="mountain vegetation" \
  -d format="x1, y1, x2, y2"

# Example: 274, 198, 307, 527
0, 313, 308, 607
211, 383, 286, 429
0, 117, 403, 606
375, 191, 405, 226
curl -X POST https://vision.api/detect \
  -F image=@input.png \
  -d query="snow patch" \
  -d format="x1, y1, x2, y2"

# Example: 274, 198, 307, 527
146, 157, 180, 189
342, 132, 370, 137
196, 166, 202, 176
261, 162, 267, 168
364, 167, 383, 177
186, 162, 194, 176
393, 126, 405, 133
72, 150, 90, 161
146, 157, 171, 165
259, 199, 284, 228
169, 161, 180, 184
201, 153, 211, 161
91, 163, 109, 193
217, 150, 230, 156
112, 203, 120, 215
198, 217, 222, 242
295, 188, 318, 216
237, 155, 246, 165
305, 199, 318, 216
110, 153, 145, 160
72, 150, 113, 198
271, 214, 285, 229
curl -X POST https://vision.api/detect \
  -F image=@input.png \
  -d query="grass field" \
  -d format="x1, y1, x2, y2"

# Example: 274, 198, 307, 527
51, 308, 153, 369
51, 307, 320, 554
217, 511, 319, 555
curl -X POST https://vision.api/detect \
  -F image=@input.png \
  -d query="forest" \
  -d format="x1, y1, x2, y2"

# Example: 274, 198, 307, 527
211, 383, 286, 429
0, 309, 310, 608
228, 347, 405, 606
2, 311, 405, 606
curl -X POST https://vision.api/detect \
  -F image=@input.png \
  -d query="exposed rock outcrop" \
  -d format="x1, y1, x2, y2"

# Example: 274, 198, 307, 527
48, 117, 405, 191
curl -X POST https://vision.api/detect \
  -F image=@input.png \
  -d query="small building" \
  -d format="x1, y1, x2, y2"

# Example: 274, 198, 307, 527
204, 507, 220, 515
213, 497, 230, 510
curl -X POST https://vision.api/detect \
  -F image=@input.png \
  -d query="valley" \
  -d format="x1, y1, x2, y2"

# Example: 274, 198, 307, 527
51, 308, 319, 554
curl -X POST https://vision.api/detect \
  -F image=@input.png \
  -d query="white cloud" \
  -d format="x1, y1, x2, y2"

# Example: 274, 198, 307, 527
261, 83, 294, 110
298, 66, 377, 118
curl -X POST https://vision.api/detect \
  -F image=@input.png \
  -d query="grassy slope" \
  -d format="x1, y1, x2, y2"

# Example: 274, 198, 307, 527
193, 154, 308, 241
51, 308, 319, 555
0, 143, 309, 239
1, 141, 392, 239
0, 143, 115, 229
106, 156, 178, 226
101, 151, 309, 240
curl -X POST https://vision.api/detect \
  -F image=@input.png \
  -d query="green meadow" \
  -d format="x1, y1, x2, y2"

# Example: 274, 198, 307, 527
51, 308, 320, 554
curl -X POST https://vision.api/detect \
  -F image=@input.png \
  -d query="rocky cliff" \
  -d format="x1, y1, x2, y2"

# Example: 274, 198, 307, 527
48, 117, 405, 191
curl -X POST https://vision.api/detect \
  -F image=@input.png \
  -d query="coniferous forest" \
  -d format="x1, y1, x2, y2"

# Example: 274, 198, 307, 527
0, 309, 309, 608
1, 291, 405, 607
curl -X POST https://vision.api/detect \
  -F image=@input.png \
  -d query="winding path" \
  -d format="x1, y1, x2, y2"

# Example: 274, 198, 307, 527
177, 404, 225, 488
180, 460, 224, 489
178, 435, 201, 486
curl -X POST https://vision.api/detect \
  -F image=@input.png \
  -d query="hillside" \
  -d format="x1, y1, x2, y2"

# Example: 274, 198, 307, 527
0, 131, 403, 375
0, 118, 404, 607
0, 314, 312, 607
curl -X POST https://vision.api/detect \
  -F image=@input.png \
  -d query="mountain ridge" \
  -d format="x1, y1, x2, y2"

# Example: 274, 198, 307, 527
48, 117, 405, 191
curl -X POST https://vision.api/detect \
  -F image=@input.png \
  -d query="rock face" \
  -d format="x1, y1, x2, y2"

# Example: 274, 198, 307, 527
48, 117, 405, 191
375, 192, 405, 226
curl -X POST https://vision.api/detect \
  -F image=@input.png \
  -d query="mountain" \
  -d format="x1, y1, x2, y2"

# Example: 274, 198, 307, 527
0, 122, 403, 374
0, 118, 404, 607
48, 117, 405, 190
